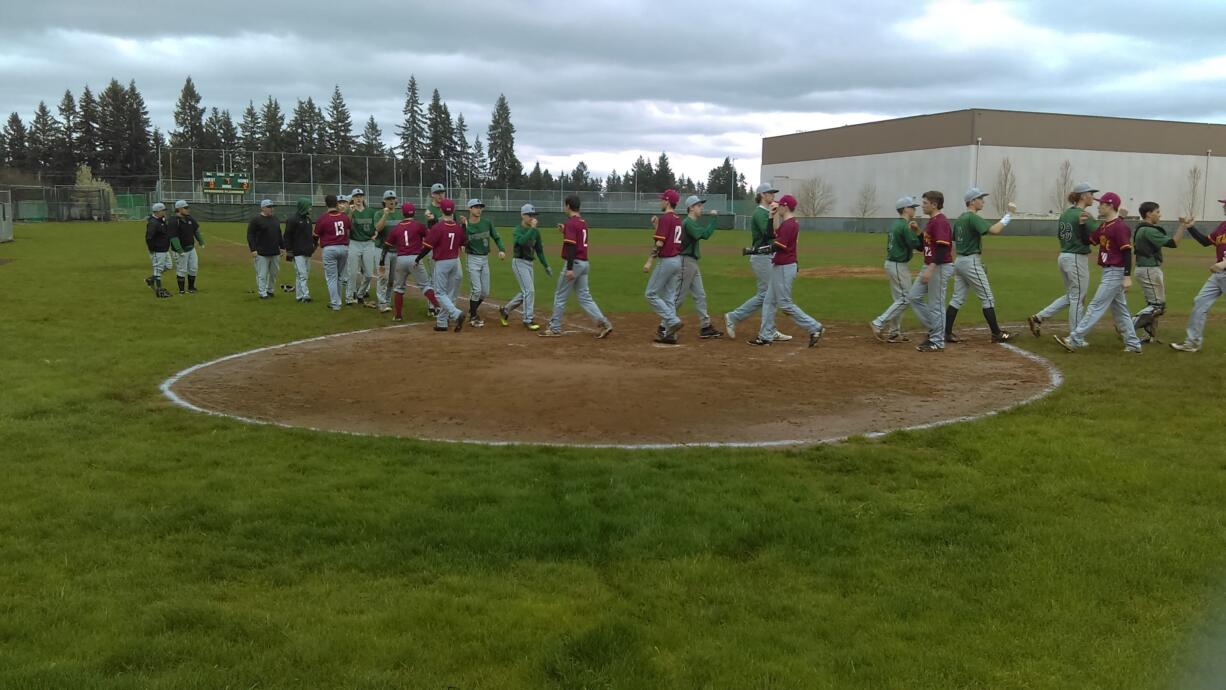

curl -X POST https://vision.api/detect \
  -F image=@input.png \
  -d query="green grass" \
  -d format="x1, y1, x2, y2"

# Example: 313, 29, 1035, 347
3, 221, 1226, 689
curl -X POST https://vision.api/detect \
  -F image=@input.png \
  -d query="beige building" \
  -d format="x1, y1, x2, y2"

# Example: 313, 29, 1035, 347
761, 109, 1226, 218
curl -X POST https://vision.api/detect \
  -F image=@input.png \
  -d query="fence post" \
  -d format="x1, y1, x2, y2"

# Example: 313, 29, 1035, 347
190, 148, 195, 202
309, 154, 314, 196
281, 153, 286, 203
337, 156, 342, 191
365, 156, 370, 192
251, 151, 256, 205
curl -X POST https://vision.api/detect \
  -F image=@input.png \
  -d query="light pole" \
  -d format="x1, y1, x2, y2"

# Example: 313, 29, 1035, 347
729, 158, 736, 214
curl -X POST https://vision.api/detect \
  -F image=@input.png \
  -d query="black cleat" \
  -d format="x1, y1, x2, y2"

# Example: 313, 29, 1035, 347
654, 335, 679, 345
699, 326, 724, 339
808, 328, 824, 348
945, 332, 963, 344
991, 331, 1014, 343
454, 314, 466, 332
433, 326, 448, 332
916, 340, 944, 352
747, 337, 772, 347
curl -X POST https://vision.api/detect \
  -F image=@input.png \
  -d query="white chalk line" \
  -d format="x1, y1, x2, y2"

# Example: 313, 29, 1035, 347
159, 327, 1065, 450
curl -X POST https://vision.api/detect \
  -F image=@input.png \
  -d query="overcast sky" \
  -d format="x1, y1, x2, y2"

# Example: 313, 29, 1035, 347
4, 0, 1226, 187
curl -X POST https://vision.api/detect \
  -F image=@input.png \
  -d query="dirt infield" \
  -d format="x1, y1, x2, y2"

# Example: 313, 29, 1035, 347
168, 313, 1059, 447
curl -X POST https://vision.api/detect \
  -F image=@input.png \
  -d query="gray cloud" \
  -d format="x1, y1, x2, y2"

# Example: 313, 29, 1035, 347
4, 0, 1226, 184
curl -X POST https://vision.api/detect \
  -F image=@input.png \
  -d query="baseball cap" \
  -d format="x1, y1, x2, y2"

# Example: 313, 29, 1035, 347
685, 195, 706, 209
401, 202, 416, 217
755, 183, 780, 195
260, 199, 274, 208
895, 195, 920, 211
1217, 196, 1226, 204
174, 200, 189, 209
338, 194, 350, 202
430, 183, 446, 194
521, 203, 538, 215
439, 198, 456, 214
467, 198, 485, 209
350, 188, 365, 197
964, 187, 989, 204
1071, 182, 1098, 195
1095, 192, 1122, 208
776, 194, 798, 211
151, 202, 166, 212
383, 190, 397, 200
659, 189, 680, 206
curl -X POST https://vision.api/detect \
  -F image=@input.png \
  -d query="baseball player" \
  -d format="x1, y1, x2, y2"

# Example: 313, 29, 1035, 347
414, 198, 467, 332
281, 196, 316, 303
144, 202, 173, 298
372, 190, 399, 313
908, 191, 955, 352
424, 183, 446, 227
541, 195, 614, 339
724, 183, 792, 341
1170, 197, 1226, 353
643, 189, 684, 344
313, 194, 352, 311
499, 203, 552, 330
345, 188, 379, 308
167, 200, 204, 294
1029, 183, 1098, 337
675, 195, 722, 339
383, 202, 434, 322
944, 187, 1016, 343
247, 199, 284, 299
1131, 202, 1191, 343
743, 194, 824, 348
462, 199, 506, 327
869, 196, 924, 343
1055, 192, 1143, 353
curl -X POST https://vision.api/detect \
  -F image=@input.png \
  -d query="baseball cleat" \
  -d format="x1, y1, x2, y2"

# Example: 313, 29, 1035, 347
886, 333, 911, 343
596, 323, 614, 339
346, 298, 358, 305
747, 337, 772, 347
665, 322, 684, 338
1170, 342, 1200, 352
724, 313, 737, 339
524, 323, 541, 331
945, 332, 964, 344
144, 277, 154, 287
499, 307, 510, 326
427, 306, 439, 318
808, 328, 824, 348
379, 305, 391, 313
870, 321, 886, 342
433, 326, 448, 332
471, 318, 485, 328
538, 329, 563, 338
179, 289, 186, 295
187, 287, 197, 294
773, 331, 793, 342
991, 332, 1015, 343
654, 335, 679, 345
392, 315, 403, 322
699, 326, 723, 339
1123, 346, 1143, 354
259, 294, 271, 300
1053, 335, 1077, 352
1027, 315, 1042, 337
454, 314, 466, 332
363, 301, 378, 309
915, 340, 944, 352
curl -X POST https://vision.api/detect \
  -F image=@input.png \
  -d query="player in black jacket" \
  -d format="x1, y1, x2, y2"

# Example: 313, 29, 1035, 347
281, 197, 317, 302
144, 202, 172, 298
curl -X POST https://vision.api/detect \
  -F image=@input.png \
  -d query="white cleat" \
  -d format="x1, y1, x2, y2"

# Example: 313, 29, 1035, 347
724, 313, 736, 340
773, 330, 793, 342
1170, 342, 1201, 353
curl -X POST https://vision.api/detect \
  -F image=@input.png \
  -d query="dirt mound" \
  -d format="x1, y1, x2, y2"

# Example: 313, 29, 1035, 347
167, 314, 1057, 448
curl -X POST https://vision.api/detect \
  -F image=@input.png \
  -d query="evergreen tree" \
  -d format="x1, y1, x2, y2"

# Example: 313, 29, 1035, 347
540, 168, 555, 190
453, 113, 471, 184
56, 90, 78, 172
0, 130, 6, 167
27, 101, 61, 173
170, 76, 205, 149
705, 158, 742, 201
201, 107, 224, 151
359, 115, 385, 156
570, 161, 592, 191
75, 85, 101, 172
217, 109, 239, 152
630, 155, 654, 194
471, 135, 488, 187
395, 75, 425, 186
605, 170, 622, 193
95, 79, 128, 178
655, 151, 676, 191
123, 80, 155, 184
424, 89, 450, 184
238, 100, 262, 153
259, 96, 285, 152
485, 94, 522, 189
2, 113, 28, 169
323, 85, 354, 153
524, 161, 543, 190
286, 99, 314, 154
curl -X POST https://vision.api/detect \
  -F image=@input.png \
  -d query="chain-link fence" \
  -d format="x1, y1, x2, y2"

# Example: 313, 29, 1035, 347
156, 147, 730, 212
0, 190, 12, 241
1, 186, 112, 222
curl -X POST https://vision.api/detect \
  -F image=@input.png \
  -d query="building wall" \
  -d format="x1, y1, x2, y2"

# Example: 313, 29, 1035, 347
762, 145, 1225, 219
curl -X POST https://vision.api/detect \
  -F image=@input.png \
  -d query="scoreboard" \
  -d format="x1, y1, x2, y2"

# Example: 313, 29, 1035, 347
202, 171, 250, 195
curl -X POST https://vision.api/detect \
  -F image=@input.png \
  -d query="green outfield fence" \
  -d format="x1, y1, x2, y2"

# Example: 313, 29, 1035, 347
1, 186, 112, 222
0, 190, 12, 242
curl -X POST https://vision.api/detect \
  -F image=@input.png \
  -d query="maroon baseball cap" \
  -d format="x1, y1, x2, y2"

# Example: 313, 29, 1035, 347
1094, 192, 1121, 208
777, 194, 798, 211
401, 202, 416, 217
659, 189, 680, 206
439, 198, 456, 214
1218, 196, 1226, 204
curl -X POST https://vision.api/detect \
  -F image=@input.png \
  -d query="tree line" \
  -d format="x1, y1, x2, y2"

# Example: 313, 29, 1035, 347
1, 75, 751, 199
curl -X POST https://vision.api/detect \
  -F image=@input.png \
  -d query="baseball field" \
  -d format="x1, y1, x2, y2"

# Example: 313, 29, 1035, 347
3, 220, 1226, 688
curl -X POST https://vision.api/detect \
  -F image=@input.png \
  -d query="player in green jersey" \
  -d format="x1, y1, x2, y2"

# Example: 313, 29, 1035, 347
944, 187, 1016, 343
1131, 202, 1192, 342
1028, 183, 1099, 337
870, 196, 924, 343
